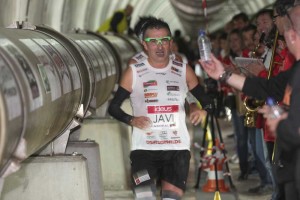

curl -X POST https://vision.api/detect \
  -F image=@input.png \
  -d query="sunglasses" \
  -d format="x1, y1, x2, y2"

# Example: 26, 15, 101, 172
144, 36, 171, 46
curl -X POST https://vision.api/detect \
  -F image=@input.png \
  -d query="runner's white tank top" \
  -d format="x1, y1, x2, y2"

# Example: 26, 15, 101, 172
132, 51, 147, 62
130, 59, 190, 151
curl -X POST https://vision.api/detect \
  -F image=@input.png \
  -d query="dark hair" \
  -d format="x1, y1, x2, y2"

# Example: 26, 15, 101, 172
274, 0, 295, 16
174, 30, 181, 37
142, 18, 171, 39
219, 32, 228, 40
209, 33, 218, 40
255, 9, 273, 20
232, 12, 249, 22
229, 28, 242, 37
133, 16, 157, 39
241, 24, 257, 33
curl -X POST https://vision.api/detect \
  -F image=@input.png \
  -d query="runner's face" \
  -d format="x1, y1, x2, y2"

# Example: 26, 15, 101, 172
143, 28, 172, 64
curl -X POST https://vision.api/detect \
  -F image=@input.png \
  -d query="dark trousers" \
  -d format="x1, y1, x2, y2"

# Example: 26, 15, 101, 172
248, 128, 272, 185
266, 141, 274, 163
295, 150, 300, 199
232, 113, 248, 175
273, 148, 300, 200
276, 181, 298, 200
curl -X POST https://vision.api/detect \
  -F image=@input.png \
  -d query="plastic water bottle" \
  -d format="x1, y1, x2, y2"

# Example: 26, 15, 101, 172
198, 30, 211, 61
266, 97, 283, 119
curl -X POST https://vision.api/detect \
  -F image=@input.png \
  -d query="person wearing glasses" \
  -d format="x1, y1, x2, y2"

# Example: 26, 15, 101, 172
129, 16, 184, 64
129, 16, 205, 127
200, 1, 300, 198
108, 17, 211, 199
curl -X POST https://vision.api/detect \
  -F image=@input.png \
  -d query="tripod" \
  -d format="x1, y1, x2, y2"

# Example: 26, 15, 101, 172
194, 107, 235, 191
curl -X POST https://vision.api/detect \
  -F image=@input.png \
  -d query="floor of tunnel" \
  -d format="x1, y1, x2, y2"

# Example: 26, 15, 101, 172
189, 117, 272, 200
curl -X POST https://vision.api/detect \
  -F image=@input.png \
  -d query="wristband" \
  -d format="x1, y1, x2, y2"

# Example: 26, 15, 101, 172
129, 116, 134, 125
124, 115, 134, 125
219, 70, 232, 83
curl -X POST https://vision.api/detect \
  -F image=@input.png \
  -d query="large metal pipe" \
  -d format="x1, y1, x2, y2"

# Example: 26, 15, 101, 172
0, 22, 139, 177
66, 31, 141, 108
66, 31, 118, 109
0, 23, 87, 176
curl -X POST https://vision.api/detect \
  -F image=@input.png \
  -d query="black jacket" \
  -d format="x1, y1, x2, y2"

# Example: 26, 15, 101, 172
242, 60, 300, 183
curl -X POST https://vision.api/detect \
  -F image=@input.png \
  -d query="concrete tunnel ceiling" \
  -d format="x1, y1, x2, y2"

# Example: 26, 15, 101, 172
101, 0, 275, 40
0, 0, 276, 43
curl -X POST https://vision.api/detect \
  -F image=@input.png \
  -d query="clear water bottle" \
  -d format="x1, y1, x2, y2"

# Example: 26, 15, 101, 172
198, 30, 211, 61
266, 97, 283, 119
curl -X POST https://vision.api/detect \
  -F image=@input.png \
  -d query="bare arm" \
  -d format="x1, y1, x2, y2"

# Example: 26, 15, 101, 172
199, 54, 246, 91
226, 73, 246, 91
109, 65, 152, 129
119, 65, 133, 93
186, 64, 199, 90
128, 58, 138, 65
186, 64, 213, 110
182, 66, 206, 124
189, 103, 207, 125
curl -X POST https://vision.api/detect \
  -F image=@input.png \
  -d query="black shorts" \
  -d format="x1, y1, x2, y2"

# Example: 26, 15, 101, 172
130, 150, 191, 191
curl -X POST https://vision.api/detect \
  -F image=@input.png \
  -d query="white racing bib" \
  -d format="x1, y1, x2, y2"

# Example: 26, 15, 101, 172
147, 105, 179, 130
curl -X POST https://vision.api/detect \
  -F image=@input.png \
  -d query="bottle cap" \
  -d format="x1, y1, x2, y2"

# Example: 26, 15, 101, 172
199, 29, 205, 36
266, 97, 275, 106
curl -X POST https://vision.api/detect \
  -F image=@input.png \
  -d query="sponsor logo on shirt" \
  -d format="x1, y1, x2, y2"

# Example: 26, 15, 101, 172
159, 131, 168, 138
144, 88, 157, 92
171, 66, 181, 73
166, 80, 179, 84
147, 135, 156, 139
137, 68, 147, 73
146, 140, 181, 144
167, 97, 180, 101
136, 55, 144, 61
134, 61, 145, 67
147, 105, 180, 130
167, 85, 179, 91
169, 123, 176, 127
155, 72, 166, 75
172, 60, 183, 67
146, 132, 153, 136
147, 105, 179, 114
145, 99, 158, 103
144, 92, 158, 98
171, 70, 182, 77
167, 91, 180, 96
143, 80, 157, 87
